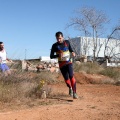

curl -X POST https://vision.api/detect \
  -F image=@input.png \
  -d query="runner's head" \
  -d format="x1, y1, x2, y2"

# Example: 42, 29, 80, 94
0, 42, 4, 50
55, 31, 64, 43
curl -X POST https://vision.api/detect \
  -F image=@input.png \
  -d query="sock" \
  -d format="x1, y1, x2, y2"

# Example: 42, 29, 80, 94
71, 77, 76, 93
65, 79, 71, 88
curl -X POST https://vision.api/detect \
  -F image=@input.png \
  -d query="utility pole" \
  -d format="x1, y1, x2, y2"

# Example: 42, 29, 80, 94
25, 49, 27, 60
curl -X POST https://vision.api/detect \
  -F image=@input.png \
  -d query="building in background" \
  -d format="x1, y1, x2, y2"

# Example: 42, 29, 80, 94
69, 37, 120, 61
40, 56, 57, 63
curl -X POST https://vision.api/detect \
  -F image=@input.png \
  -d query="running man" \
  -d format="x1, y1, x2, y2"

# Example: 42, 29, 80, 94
0, 42, 11, 76
50, 31, 78, 99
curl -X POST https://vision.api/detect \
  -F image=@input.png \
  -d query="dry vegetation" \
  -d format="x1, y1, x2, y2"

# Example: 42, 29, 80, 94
0, 71, 60, 111
0, 62, 120, 111
73, 62, 120, 81
73, 62, 103, 74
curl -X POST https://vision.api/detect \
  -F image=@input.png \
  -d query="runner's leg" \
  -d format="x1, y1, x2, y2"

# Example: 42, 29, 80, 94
60, 65, 71, 88
3, 64, 11, 76
67, 64, 76, 93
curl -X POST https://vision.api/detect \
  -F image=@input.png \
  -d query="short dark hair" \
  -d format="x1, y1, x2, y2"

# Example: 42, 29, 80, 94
0, 42, 3, 45
55, 31, 63, 37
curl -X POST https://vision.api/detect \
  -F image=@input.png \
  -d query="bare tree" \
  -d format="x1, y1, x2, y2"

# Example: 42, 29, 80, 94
66, 6, 109, 61
104, 24, 120, 61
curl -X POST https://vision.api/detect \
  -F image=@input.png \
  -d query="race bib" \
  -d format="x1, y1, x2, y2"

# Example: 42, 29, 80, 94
59, 51, 70, 61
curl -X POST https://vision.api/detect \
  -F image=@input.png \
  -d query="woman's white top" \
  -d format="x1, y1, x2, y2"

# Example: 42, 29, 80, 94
0, 49, 7, 63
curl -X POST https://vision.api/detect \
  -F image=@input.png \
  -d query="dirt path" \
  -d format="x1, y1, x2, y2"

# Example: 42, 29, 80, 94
0, 83, 120, 120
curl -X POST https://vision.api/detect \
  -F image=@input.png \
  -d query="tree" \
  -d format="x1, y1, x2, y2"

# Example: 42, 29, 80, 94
104, 22, 120, 61
66, 6, 109, 61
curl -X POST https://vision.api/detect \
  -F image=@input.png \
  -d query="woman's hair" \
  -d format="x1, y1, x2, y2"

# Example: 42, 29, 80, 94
55, 31, 63, 37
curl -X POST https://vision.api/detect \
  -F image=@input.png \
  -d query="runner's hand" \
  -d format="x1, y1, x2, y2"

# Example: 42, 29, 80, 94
72, 52, 75, 57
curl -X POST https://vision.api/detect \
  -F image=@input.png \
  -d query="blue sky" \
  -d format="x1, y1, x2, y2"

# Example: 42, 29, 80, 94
0, 0, 120, 59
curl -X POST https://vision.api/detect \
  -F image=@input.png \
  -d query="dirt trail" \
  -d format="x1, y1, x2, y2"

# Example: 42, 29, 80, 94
0, 83, 120, 120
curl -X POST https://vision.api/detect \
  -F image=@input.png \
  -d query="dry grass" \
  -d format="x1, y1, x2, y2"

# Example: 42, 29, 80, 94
0, 62, 120, 111
0, 71, 59, 111
73, 62, 120, 83
73, 62, 103, 74
99, 67, 120, 81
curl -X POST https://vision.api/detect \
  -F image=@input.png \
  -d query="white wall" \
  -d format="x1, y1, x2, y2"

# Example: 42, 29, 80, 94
69, 37, 120, 59
40, 56, 57, 63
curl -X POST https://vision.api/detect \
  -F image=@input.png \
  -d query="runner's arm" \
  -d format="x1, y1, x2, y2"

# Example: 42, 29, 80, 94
66, 40, 74, 52
0, 58, 2, 63
6, 58, 13, 62
50, 44, 59, 59
67, 40, 76, 57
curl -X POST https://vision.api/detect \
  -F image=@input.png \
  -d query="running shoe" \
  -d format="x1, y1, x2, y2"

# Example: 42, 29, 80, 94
69, 87, 73, 96
73, 93, 78, 99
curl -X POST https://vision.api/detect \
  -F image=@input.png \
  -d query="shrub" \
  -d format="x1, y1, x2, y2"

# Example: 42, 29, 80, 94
73, 62, 103, 74
99, 67, 120, 80
0, 71, 58, 110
